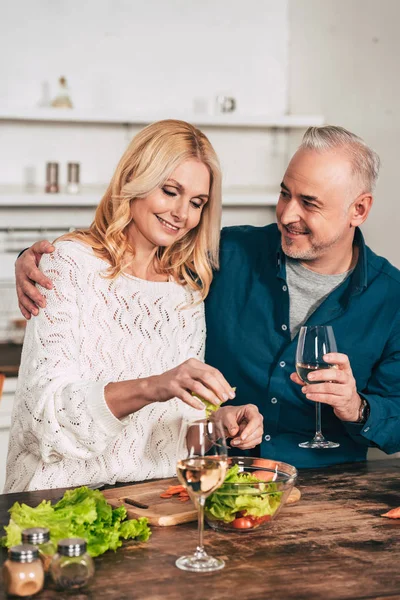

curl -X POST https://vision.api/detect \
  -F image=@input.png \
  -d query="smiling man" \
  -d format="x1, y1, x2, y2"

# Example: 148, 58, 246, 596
205, 126, 400, 467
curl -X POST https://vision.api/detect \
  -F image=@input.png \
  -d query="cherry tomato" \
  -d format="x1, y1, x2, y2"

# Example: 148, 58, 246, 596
248, 514, 271, 526
232, 517, 254, 529
252, 470, 275, 482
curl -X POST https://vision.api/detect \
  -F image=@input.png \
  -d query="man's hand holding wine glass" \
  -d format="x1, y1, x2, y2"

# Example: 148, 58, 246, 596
290, 352, 362, 423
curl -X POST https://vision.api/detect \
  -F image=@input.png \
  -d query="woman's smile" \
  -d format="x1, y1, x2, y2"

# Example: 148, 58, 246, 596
155, 214, 181, 233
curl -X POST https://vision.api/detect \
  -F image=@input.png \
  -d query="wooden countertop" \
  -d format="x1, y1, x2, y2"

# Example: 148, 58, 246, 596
0, 459, 399, 600
0, 343, 22, 377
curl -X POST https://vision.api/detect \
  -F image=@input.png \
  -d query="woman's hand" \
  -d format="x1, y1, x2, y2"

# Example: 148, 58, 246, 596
16, 240, 54, 319
148, 358, 236, 411
106, 358, 236, 418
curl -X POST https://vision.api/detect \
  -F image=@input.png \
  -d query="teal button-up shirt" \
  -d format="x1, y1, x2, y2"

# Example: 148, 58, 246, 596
205, 224, 400, 468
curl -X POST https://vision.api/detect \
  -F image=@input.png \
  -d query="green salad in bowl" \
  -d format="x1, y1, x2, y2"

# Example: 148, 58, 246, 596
205, 457, 297, 532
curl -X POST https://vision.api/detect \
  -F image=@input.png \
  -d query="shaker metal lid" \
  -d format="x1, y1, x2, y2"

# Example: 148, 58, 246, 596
9, 544, 39, 562
57, 538, 87, 557
22, 527, 50, 545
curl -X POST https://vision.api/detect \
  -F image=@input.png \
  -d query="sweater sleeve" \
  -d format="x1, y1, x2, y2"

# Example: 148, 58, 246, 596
14, 243, 127, 464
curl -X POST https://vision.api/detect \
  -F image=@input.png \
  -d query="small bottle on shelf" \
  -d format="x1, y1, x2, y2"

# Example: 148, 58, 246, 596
67, 162, 80, 194
45, 162, 59, 193
51, 76, 73, 109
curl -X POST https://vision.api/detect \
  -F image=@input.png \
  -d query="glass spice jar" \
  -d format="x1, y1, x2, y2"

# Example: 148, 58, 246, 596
2, 544, 44, 597
66, 162, 80, 194
50, 538, 94, 590
45, 162, 59, 193
21, 527, 56, 573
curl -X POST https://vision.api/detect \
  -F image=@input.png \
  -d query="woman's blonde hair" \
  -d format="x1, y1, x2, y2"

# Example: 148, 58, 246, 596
60, 119, 222, 300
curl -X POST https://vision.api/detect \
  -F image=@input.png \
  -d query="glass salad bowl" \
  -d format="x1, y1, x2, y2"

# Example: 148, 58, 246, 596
204, 456, 298, 533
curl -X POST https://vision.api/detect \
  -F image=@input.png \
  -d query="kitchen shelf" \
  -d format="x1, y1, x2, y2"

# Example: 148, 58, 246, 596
0, 188, 278, 208
0, 108, 324, 129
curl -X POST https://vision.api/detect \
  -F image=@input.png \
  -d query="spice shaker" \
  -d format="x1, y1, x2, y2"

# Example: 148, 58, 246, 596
50, 537, 94, 590
2, 544, 44, 597
67, 162, 80, 194
22, 527, 56, 573
45, 162, 59, 193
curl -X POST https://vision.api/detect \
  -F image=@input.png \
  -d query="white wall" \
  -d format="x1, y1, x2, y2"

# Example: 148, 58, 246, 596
0, 0, 288, 230
289, 0, 400, 267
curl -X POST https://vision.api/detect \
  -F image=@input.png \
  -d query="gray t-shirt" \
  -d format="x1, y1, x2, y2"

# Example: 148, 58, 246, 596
286, 258, 353, 339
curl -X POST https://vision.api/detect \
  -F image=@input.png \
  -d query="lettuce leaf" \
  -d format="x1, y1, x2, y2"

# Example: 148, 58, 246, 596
1, 486, 151, 557
192, 387, 236, 417
205, 464, 282, 523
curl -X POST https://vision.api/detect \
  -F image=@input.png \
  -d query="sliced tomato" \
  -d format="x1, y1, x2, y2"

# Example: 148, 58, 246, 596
232, 517, 254, 529
248, 514, 271, 526
252, 470, 275, 482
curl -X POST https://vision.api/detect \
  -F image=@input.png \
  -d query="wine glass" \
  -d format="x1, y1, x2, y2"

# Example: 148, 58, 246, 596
296, 325, 340, 449
175, 417, 228, 572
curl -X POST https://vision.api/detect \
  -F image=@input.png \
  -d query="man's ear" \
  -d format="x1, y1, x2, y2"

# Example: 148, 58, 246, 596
350, 193, 373, 227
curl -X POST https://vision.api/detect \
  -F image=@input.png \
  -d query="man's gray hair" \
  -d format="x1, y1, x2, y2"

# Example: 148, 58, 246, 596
300, 126, 381, 192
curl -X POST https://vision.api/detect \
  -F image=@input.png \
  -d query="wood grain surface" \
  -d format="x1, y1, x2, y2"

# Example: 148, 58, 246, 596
0, 460, 399, 600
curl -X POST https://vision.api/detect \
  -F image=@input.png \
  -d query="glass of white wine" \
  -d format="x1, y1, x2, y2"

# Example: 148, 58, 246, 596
175, 418, 228, 572
296, 325, 340, 449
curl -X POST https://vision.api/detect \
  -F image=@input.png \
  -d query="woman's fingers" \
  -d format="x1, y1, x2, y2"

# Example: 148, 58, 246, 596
188, 360, 235, 403
190, 380, 222, 407
179, 389, 205, 410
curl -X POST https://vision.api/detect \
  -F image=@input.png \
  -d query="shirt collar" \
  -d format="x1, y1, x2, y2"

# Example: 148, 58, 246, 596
275, 227, 368, 295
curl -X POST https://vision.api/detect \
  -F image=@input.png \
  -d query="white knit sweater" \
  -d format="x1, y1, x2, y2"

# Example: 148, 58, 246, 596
5, 241, 205, 492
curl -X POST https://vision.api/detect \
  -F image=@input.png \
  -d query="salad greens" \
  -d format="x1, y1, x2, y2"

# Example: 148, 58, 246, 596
205, 464, 282, 523
1, 486, 151, 557
192, 387, 236, 417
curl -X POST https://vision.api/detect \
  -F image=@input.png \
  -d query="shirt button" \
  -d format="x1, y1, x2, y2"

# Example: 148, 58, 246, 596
364, 427, 370, 433
280, 361, 286, 368
282, 285, 287, 291
281, 324, 287, 331
271, 397, 278, 404
264, 435, 271, 442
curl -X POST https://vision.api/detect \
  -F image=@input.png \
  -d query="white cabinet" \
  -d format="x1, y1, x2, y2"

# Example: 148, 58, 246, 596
0, 377, 16, 492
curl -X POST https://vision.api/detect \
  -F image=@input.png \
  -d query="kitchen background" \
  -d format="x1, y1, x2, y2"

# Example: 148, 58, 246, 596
0, 0, 398, 488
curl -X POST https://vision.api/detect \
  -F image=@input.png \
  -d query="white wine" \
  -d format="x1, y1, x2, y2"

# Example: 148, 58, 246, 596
296, 362, 338, 384
176, 457, 227, 498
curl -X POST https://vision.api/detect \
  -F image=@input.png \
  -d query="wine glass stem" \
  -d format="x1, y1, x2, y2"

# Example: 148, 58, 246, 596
315, 402, 325, 441
195, 496, 207, 558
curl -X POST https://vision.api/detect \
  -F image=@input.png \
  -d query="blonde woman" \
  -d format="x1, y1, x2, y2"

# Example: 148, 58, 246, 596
6, 120, 263, 493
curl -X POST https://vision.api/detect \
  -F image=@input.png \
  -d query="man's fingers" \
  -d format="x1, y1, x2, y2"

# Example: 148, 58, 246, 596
290, 373, 304, 386
18, 302, 32, 320
216, 407, 240, 437
231, 426, 263, 448
32, 240, 54, 255
304, 392, 343, 406
236, 405, 263, 441
323, 353, 351, 370
19, 280, 47, 307
17, 292, 39, 316
305, 369, 346, 384
303, 382, 344, 396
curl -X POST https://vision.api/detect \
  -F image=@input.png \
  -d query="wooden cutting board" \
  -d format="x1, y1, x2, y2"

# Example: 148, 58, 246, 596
102, 478, 197, 526
102, 478, 301, 527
